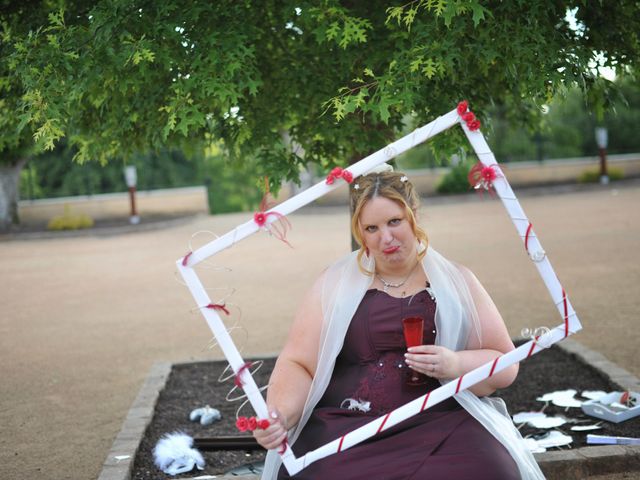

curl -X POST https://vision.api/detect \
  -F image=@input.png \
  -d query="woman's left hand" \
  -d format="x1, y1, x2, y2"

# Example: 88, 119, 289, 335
405, 345, 462, 380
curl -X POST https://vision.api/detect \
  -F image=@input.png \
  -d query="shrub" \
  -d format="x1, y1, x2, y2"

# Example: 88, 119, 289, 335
47, 205, 94, 230
577, 167, 624, 184
436, 162, 473, 194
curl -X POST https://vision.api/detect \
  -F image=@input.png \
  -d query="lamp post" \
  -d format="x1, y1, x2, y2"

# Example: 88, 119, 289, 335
124, 165, 140, 224
595, 127, 609, 185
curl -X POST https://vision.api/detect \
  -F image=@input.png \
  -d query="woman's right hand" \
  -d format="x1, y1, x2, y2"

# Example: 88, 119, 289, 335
253, 409, 288, 450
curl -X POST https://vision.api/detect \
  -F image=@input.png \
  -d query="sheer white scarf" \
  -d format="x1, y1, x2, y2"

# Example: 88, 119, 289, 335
263, 247, 544, 479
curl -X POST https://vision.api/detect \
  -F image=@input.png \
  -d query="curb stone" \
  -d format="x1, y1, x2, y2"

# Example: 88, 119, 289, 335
99, 339, 640, 480
98, 362, 172, 480
0, 214, 203, 242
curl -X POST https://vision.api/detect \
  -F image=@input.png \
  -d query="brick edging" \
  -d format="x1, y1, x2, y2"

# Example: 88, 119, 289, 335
97, 362, 172, 480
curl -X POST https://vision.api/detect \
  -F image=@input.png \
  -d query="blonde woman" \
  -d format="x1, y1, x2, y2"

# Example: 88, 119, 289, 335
255, 168, 544, 480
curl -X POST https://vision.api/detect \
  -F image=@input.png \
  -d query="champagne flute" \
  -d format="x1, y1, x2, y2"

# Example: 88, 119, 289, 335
402, 316, 427, 386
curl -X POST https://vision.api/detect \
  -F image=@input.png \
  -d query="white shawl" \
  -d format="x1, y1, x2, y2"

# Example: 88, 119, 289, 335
263, 247, 544, 479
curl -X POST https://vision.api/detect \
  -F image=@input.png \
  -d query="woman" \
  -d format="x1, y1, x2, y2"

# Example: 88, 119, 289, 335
255, 168, 544, 479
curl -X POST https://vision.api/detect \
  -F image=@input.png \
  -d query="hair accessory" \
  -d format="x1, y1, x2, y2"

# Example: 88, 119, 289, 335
325, 167, 354, 185
400, 176, 408, 183
364, 163, 394, 175
353, 183, 360, 190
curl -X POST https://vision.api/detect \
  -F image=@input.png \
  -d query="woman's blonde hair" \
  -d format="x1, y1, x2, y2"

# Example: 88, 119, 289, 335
350, 171, 428, 273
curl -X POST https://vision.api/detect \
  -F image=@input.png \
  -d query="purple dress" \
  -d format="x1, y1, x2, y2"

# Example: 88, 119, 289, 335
278, 288, 519, 480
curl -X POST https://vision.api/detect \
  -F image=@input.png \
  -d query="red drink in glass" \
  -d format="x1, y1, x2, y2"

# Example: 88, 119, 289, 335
402, 316, 426, 385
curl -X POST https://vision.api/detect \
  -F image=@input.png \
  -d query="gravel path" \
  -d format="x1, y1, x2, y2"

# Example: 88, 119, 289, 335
1, 181, 638, 480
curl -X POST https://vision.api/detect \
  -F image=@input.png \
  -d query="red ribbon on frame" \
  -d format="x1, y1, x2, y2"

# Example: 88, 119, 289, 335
253, 178, 292, 247
181, 251, 193, 267
206, 303, 230, 316
234, 361, 254, 388
468, 162, 503, 194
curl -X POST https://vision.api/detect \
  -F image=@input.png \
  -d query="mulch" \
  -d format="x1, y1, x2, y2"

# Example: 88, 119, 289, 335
131, 345, 639, 479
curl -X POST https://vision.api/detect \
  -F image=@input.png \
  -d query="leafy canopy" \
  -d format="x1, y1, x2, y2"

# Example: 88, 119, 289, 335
4, 0, 639, 186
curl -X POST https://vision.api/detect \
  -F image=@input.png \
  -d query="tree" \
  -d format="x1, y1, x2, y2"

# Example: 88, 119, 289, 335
3, 0, 640, 229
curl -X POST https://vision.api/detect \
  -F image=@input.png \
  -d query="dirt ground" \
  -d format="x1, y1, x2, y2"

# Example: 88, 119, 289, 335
1, 181, 639, 480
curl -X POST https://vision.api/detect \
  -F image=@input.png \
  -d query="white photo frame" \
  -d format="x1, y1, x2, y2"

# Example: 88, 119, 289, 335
176, 106, 582, 475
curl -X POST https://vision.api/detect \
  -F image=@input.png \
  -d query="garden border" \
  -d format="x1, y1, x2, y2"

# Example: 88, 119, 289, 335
98, 339, 640, 480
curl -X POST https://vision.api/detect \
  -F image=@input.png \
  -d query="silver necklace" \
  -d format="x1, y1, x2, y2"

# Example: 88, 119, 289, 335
376, 263, 418, 293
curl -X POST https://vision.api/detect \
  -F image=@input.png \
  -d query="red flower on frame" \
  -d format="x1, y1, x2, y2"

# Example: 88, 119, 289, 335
253, 180, 293, 247
248, 417, 258, 431
258, 419, 271, 430
468, 162, 502, 194
481, 166, 498, 182
467, 119, 481, 131
253, 212, 267, 227
456, 100, 482, 132
326, 167, 354, 185
236, 416, 249, 432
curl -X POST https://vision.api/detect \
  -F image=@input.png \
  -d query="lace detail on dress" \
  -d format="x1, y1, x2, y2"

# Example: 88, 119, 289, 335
350, 351, 409, 414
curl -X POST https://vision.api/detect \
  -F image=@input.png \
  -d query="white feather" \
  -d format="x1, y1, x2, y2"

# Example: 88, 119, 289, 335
153, 431, 205, 475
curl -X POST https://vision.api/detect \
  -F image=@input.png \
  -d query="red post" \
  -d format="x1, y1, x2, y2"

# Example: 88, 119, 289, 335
598, 147, 608, 184
128, 186, 137, 218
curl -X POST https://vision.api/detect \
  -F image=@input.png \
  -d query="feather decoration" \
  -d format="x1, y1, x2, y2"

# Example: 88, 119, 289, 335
153, 431, 205, 476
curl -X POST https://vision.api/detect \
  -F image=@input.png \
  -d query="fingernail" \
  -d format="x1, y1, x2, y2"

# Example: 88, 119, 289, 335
270, 411, 278, 419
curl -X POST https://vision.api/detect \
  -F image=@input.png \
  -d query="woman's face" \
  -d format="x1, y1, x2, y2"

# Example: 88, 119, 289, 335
358, 196, 417, 268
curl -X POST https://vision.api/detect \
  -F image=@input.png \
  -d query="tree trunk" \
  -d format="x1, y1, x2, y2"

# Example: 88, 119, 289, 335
0, 158, 28, 231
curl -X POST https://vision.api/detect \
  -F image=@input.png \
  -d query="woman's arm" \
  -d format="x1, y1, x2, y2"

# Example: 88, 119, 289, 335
253, 272, 325, 449
405, 266, 518, 397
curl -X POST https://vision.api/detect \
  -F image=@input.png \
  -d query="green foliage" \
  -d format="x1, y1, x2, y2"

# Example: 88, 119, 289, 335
47, 205, 94, 230
487, 77, 640, 162
436, 161, 472, 194
5, 0, 640, 180
204, 154, 265, 214
578, 167, 624, 184
22, 145, 203, 199
19, 164, 44, 199
21, 142, 268, 214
